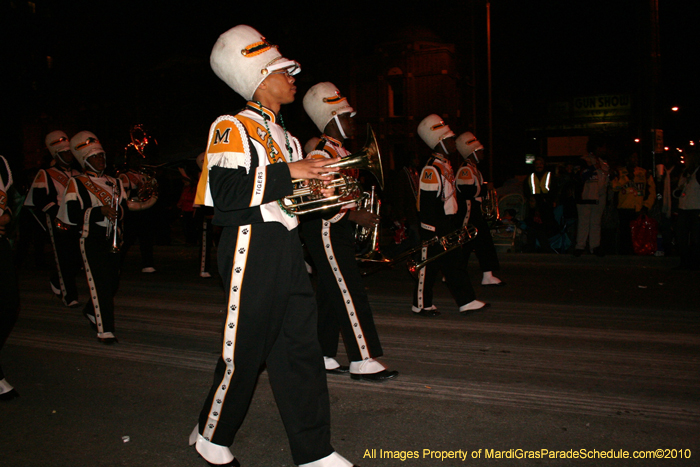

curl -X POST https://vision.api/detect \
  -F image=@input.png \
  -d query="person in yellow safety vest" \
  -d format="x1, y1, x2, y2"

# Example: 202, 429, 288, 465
524, 157, 556, 252
526, 157, 553, 199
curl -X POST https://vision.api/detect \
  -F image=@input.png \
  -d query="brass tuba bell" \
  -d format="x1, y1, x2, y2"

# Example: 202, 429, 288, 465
481, 183, 500, 223
122, 124, 159, 206
280, 124, 384, 216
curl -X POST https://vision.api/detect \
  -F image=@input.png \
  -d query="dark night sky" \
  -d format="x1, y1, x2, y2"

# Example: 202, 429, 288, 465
1, 1, 697, 169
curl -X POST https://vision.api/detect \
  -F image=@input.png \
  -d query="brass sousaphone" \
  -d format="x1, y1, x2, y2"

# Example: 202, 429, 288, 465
280, 124, 384, 216
481, 183, 500, 223
122, 124, 159, 208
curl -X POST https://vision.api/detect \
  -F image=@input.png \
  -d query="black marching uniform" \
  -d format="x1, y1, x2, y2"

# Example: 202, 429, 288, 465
300, 136, 384, 366
193, 103, 334, 465
57, 170, 126, 339
455, 158, 500, 273
413, 153, 477, 313
24, 164, 82, 305
0, 156, 20, 399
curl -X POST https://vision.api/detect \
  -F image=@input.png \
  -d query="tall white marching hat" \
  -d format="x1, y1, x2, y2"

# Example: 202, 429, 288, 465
70, 131, 105, 168
210, 25, 301, 101
303, 82, 356, 133
45, 131, 71, 157
456, 131, 484, 159
417, 114, 455, 150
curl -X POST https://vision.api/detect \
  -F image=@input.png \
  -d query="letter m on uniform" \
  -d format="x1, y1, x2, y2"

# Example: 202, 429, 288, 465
214, 128, 231, 145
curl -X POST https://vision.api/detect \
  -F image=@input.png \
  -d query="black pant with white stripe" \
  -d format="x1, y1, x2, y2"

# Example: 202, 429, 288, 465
413, 228, 476, 311
301, 218, 383, 363
48, 219, 81, 304
0, 237, 20, 381
197, 222, 333, 465
80, 232, 120, 335
463, 201, 500, 272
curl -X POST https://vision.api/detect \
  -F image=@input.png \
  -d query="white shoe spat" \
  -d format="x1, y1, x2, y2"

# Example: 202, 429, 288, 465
349, 358, 386, 375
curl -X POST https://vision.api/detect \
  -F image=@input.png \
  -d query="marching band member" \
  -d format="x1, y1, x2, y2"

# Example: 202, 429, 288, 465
24, 131, 83, 306
118, 151, 158, 273
301, 82, 397, 382
190, 25, 357, 467
455, 131, 504, 286
413, 115, 488, 317
57, 132, 126, 344
0, 155, 20, 400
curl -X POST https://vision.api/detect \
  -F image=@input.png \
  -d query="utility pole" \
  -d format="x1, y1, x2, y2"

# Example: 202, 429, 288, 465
486, 1, 493, 181
647, 0, 661, 173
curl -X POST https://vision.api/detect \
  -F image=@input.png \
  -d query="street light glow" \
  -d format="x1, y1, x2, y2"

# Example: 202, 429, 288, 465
671, 106, 679, 112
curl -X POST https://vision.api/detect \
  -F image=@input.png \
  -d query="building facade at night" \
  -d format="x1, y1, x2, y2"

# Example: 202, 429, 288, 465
347, 28, 476, 171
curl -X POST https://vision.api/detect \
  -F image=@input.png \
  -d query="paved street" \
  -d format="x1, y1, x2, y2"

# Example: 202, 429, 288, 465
2, 245, 699, 467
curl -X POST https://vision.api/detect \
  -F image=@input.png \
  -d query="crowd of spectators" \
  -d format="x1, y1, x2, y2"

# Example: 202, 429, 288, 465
489, 138, 699, 269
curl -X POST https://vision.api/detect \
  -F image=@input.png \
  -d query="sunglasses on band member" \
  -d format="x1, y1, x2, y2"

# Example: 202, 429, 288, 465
74, 137, 99, 150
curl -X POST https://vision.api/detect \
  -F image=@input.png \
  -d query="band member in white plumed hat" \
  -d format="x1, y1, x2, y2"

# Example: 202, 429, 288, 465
300, 82, 397, 382
210, 24, 300, 101
58, 131, 127, 345
413, 114, 488, 317
191, 25, 357, 467
454, 131, 504, 286
25, 130, 82, 306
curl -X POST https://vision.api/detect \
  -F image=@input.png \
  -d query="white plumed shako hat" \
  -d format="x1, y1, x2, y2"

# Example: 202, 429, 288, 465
456, 131, 484, 159
45, 131, 71, 157
210, 25, 300, 101
70, 131, 105, 167
417, 114, 455, 150
303, 82, 356, 133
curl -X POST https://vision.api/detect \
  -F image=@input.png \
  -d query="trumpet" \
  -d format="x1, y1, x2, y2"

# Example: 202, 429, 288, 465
406, 225, 478, 277
105, 181, 121, 253
280, 125, 384, 216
